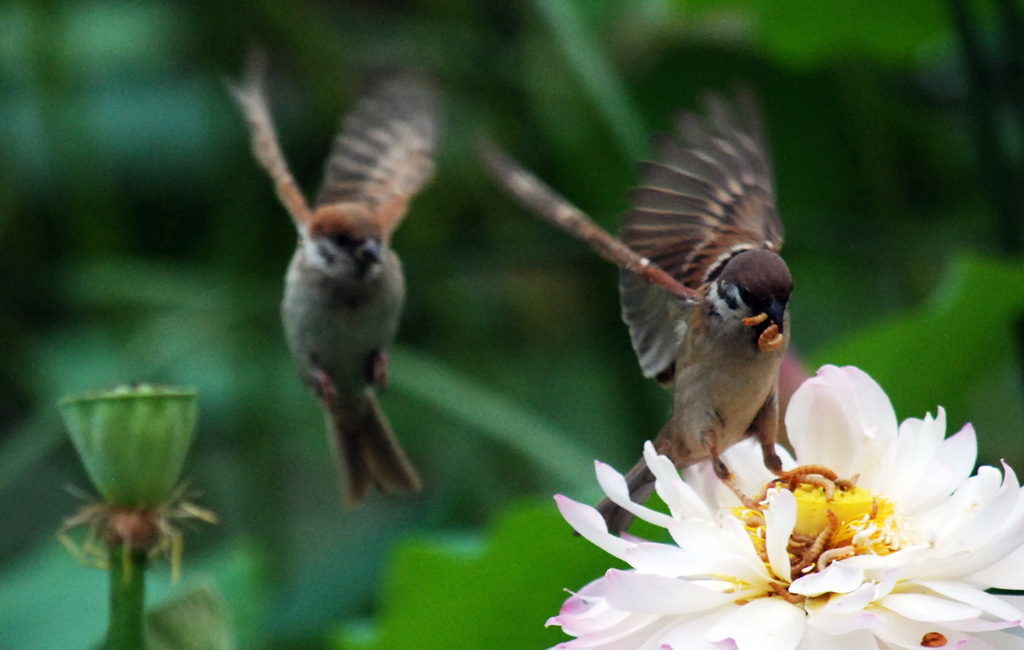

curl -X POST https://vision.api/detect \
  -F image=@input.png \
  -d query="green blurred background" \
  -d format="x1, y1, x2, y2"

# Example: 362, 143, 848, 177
2, 0, 1023, 648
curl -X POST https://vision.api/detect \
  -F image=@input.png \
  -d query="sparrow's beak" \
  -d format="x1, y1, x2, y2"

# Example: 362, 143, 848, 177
767, 299, 786, 334
355, 238, 381, 265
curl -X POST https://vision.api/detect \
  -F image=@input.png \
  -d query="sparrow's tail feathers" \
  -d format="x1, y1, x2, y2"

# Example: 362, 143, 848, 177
327, 392, 421, 507
595, 457, 656, 534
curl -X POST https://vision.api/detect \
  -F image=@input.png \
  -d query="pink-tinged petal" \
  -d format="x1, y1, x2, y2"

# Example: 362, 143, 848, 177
555, 494, 633, 561
764, 488, 796, 583
655, 607, 742, 650
916, 581, 1024, 623
790, 561, 865, 597
596, 461, 676, 529
879, 592, 982, 622
551, 611, 661, 650
548, 581, 666, 648
705, 597, 806, 650
603, 569, 737, 615
798, 626, 881, 650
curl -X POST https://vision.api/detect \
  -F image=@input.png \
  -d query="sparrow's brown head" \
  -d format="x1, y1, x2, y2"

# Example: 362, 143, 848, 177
711, 249, 792, 352
304, 204, 387, 278
719, 249, 791, 329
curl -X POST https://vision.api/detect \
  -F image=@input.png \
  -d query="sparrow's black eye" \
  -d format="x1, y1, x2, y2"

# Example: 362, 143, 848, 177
328, 232, 355, 249
737, 285, 754, 308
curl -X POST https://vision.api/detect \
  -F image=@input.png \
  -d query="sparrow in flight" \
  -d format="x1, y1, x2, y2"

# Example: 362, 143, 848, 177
232, 56, 440, 506
481, 89, 791, 533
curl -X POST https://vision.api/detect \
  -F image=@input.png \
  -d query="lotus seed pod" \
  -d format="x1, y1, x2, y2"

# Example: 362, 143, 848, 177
59, 385, 198, 508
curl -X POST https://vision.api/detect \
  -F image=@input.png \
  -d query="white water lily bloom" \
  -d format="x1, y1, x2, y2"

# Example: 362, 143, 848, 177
548, 365, 1024, 649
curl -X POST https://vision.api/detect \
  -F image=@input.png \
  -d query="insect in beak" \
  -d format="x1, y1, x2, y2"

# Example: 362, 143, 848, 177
742, 311, 785, 352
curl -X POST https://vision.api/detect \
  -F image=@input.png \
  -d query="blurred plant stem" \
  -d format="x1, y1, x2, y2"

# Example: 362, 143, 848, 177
530, 0, 646, 162
947, 0, 1024, 400
106, 546, 148, 650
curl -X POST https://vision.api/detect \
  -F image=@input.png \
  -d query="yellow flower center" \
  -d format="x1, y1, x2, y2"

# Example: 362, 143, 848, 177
732, 474, 909, 589
792, 483, 874, 537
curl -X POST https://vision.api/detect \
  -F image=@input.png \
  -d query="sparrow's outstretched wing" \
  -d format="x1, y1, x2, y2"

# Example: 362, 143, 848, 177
230, 52, 314, 229
620, 89, 783, 381
479, 141, 700, 303
315, 75, 440, 242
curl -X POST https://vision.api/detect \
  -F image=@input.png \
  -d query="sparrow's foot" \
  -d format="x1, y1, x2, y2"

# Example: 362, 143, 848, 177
310, 367, 339, 411
761, 444, 784, 475
710, 451, 762, 509
368, 350, 389, 389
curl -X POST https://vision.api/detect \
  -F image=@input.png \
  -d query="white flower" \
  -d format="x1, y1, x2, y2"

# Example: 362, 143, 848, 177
548, 365, 1024, 649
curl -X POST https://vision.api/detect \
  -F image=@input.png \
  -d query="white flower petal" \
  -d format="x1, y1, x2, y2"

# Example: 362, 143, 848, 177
880, 592, 982, 622
968, 546, 1024, 590
805, 609, 884, 636
798, 626, 881, 650
790, 561, 865, 597
704, 597, 806, 650
596, 461, 676, 528
917, 580, 1024, 623
786, 366, 892, 477
603, 569, 737, 615
975, 630, 1024, 650
915, 420, 978, 509
555, 495, 633, 561
550, 365, 1024, 650
815, 580, 884, 614
764, 488, 796, 583
666, 519, 771, 583
642, 443, 715, 521
873, 615, 970, 650
654, 607, 740, 650
875, 410, 955, 505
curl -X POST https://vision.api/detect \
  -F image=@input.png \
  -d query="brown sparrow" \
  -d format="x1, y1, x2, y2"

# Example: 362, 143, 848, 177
480, 89, 791, 533
231, 57, 440, 506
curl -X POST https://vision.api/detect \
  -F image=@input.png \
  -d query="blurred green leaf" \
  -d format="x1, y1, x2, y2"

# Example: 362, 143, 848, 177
390, 347, 596, 493
0, 541, 263, 650
814, 256, 1024, 430
680, 0, 953, 67
337, 499, 616, 650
